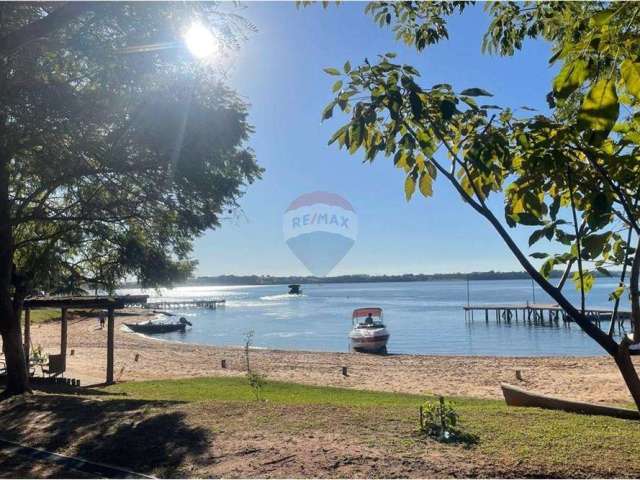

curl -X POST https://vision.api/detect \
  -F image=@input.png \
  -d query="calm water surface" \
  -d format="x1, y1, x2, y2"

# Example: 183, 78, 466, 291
119, 279, 630, 356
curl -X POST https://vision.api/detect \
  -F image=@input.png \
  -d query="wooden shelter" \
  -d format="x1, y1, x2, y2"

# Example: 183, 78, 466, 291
23, 295, 148, 384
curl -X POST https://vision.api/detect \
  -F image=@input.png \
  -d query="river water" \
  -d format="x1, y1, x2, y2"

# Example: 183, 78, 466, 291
119, 278, 629, 356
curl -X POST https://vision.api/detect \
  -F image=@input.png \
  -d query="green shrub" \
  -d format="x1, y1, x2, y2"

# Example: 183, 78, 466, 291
419, 396, 458, 441
244, 331, 266, 401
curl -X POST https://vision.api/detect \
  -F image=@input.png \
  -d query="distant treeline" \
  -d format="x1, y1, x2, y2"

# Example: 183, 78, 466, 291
120, 269, 624, 288
169, 270, 592, 287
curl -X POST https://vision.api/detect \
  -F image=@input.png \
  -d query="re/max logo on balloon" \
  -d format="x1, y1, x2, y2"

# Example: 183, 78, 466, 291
283, 192, 358, 277
290, 212, 350, 229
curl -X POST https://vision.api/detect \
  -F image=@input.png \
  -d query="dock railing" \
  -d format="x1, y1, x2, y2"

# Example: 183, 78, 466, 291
463, 303, 630, 330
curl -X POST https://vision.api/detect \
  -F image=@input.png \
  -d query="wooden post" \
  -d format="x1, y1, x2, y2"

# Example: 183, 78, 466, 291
23, 308, 31, 367
106, 307, 115, 384
60, 307, 68, 370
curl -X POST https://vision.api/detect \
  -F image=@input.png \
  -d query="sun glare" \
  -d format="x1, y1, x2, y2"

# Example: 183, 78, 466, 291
184, 23, 217, 59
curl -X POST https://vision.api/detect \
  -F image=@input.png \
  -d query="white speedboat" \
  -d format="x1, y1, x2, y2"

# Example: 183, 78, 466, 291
349, 307, 389, 354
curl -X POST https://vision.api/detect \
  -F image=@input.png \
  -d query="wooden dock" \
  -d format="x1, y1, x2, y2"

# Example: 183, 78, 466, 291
145, 299, 226, 310
463, 303, 631, 328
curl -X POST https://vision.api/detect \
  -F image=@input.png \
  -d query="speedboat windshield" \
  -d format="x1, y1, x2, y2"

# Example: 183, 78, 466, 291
352, 307, 384, 327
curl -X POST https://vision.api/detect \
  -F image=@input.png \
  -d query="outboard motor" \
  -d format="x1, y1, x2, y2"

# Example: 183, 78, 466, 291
179, 317, 192, 326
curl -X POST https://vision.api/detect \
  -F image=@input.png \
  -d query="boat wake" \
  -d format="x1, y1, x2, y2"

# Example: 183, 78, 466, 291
263, 330, 315, 338
260, 293, 306, 301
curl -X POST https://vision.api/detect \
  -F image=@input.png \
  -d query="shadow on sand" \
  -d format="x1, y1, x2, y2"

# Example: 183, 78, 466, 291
0, 389, 210, 478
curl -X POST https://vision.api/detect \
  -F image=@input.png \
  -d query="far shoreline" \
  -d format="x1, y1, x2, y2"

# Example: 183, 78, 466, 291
118, 269, 623, 289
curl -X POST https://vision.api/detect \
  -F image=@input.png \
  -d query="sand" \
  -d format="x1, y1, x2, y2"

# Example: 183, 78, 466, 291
28, 309, 636, 405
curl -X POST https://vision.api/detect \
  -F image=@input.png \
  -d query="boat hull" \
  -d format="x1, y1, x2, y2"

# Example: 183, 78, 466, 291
349, 327, 389, 353
501, 383, 640, 420
125, 323, 186, 334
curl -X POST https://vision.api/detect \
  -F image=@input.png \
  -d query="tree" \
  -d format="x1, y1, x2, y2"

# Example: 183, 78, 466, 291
321, 2, 640, 408
0, 3, 262, 395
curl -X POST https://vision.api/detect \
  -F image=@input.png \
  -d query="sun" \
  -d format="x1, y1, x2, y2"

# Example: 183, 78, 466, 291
184, 23, 217, 59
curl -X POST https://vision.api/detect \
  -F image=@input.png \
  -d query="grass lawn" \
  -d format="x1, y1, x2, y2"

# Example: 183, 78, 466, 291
27, 308, 60, 324
103, 377, 640, 477
1, 377, 638, 478
27, 308, 103, 325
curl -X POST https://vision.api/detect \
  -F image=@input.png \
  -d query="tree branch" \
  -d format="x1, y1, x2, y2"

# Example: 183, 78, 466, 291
404, 119, 619, 356
0, 3, 94, 58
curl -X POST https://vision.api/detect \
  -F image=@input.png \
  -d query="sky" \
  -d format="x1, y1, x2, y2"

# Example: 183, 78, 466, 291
192, 1, 557, 277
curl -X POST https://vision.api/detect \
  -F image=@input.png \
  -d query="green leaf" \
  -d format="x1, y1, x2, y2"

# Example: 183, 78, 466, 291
343, 61, 351, 74
621, 60, 640, 99
323, 67, 341, 76
553, 59, 589, 99
590, 9, 615, 26
460, 88, 493, 97
460, 96, 478, 110
609, 285, 625, 301
348, 123, 363, 153
514, 213, 545, 226
528, 228, 546, 247
328, 125, 348, 146
321, 101, 335, 121
577, 78, 619, 135
581, 233, 610, 259
540, 258, 556, 278
572, 271, 594, 293
530, 252, 549, 259
332, 80, 343, 93
404, 175, 416, 201
409, 91, 422, 118
590, 191, 611, 215
418, 171, 433, 197
439, 99, 456, 120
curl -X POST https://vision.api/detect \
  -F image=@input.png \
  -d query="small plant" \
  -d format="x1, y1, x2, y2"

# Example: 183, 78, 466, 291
419, 396, 459, 441
30, 344, 47, 365
244, 331, 266, 401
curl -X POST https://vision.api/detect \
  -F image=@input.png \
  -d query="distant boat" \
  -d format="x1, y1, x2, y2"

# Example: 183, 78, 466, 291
349, 307, 389, 354
288, 284, 302, 295
501, 383, 640, 420
125, 317, 191, 335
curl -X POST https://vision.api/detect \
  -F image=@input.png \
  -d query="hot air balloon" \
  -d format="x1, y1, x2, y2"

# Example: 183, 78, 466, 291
283, 192, 358, 276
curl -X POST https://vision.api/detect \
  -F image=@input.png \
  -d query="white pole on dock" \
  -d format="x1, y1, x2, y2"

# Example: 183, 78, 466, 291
466, 275, 470, 307
531, 278, 536, 304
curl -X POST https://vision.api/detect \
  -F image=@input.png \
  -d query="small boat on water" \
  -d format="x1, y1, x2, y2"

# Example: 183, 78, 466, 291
125, 317, 192, 335
501, 383, 640, 420
288, 284, 302, 295
349, 307, 389, 354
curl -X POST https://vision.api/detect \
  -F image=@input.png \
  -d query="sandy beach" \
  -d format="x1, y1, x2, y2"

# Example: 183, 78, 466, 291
29, 310, 635, 405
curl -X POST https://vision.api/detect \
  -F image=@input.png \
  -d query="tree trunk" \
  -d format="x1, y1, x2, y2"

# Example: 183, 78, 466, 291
0, 127, 30, 396
0, 304, 29, 396
614, 340, 640, 410
630, 237, 640, 342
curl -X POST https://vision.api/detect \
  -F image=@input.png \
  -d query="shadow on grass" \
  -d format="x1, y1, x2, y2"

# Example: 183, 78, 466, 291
444, 428, 480, 447
415, 428, 480, 448
0, 393, 210, 478
32, 382, 131, 397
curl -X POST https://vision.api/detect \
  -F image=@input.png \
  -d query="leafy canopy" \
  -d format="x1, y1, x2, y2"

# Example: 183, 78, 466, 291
2, 3, 262, 292
322, 1, 640, 299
